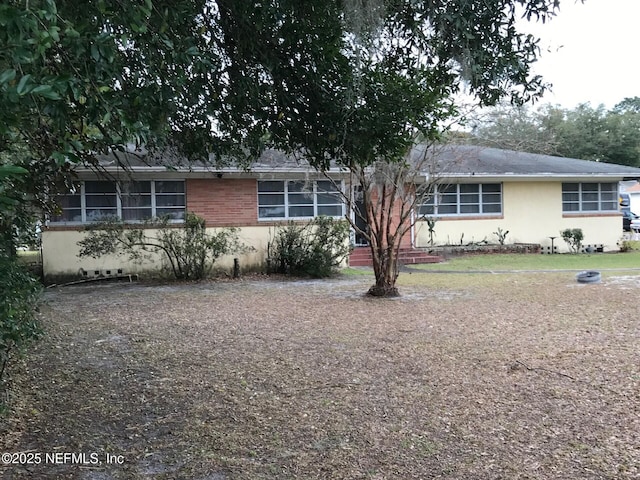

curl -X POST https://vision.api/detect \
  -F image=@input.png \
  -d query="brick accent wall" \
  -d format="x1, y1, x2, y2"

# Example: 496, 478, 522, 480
186, 178, 258, 226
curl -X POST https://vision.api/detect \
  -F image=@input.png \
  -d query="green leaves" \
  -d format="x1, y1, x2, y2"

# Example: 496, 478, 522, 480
0, 256, 42, 384
471, 101, 640, 167
0, 69, 16, 85
15, 74, 31, 95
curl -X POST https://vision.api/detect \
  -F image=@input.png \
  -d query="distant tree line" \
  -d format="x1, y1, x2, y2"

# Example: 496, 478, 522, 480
463, 97, 640, 167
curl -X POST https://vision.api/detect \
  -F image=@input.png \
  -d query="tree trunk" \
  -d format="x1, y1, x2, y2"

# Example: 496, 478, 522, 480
367, 254, 400, 297
366, 197, 401, 298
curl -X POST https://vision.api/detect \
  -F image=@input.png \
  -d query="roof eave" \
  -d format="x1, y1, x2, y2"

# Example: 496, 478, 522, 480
432, 173, 636, 182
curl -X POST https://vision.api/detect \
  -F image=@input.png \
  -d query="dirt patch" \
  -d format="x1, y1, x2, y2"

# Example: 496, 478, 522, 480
1, 272, 639, 479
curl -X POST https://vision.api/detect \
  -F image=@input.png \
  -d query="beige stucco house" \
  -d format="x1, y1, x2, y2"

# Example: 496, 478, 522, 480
410, 146, 640, 252
41, 145, 640, 282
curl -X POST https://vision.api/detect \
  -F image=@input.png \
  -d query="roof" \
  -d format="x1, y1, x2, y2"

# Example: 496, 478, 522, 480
410, 145, 640, 181
88, 145, 640, 182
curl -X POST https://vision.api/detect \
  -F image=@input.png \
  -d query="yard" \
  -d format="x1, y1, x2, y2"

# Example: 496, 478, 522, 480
1, 266, 640, 479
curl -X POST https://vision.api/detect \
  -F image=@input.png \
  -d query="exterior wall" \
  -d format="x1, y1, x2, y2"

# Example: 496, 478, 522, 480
41, 225, 276, 283
415, 181, 623, 252
42, 176, 351, 282
187, 178, 257, 226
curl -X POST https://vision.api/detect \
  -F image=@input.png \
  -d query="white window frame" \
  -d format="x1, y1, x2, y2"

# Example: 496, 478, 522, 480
420, 183, 503, 217
562, 182, 618, 213
257, 180, 345, 220
51, 180, 186, 224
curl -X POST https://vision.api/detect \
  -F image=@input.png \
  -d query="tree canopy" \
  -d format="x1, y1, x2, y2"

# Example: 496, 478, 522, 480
1, 0, 565, 166
468, 97, 640, 166
1, 0, 570, 294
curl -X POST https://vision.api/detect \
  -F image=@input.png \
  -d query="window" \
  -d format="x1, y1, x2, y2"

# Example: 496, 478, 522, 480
51, 180, 185, 223
258, 180, 344, 219
85, 181, 118, 221
562, 182, 618, 212
419, 183, 502, 216
54, 183, 82, 222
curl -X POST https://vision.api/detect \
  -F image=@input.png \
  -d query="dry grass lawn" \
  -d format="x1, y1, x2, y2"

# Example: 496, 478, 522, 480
1, 270, 640, 479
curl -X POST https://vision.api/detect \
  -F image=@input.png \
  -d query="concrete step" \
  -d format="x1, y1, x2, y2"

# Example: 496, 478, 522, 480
349, 247, 442, 267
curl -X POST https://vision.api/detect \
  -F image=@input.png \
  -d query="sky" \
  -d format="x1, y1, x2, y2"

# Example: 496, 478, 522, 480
520, 0, 639, 109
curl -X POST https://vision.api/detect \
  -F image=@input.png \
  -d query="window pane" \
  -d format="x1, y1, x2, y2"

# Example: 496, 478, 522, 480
482, 184, 501, 193
155, 181, 184, 193
85, 181, 116, 193
86, 195, 117, 208
460, 204, 480, 214
53, 209, 82, 222
317, 180, 339, 193
562, 192, 579, 202
258, 194, 284, 206
259, 206, 285, 218
288, 193, 313, 205
156, 208, 185, 220
601, 192, 616, 202
460, 193, 479, 204
318, 205, 342, 216
258, 181, 284, 193
582, 202, 598, 211
122, 208, 152, 220
460, 184, 479, 194
438, 204, 457, 215
482, 193, 501, 203
419, 204, 435, 216
121, 195, 152, 208
583, 192, 598, 202
562, 183, 579, 192
156, 194, 185, 207
582, 183, 598, 192
121, 181, 151, 194
483, 204, 502, 213
86, 208, 117, 221
440, 194, 457, 204
287, 181, 306, 193
58, 195, 81, 209
317, 193, 341, 204
289, 206, 314, 217
602, 201, 617, 211
563, 203, 579, 212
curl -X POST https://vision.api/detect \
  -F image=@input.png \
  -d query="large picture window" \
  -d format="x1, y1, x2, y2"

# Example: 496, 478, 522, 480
52, 180, 185, 223
562, 182, 618, 212
419, 183, 502, 216
258, 180, 343, 219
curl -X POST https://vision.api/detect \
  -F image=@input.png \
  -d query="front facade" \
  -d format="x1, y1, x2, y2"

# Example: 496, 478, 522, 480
414, 179, 622, 250
42, 146, 640, 281
43, 169, 348, 281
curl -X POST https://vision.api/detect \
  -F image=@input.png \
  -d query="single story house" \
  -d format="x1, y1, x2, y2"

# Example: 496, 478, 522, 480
41, 145, 640, 281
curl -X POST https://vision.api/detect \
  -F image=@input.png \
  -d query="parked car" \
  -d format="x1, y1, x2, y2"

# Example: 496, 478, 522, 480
623, 210, 639, 231
630, 215, 640, 232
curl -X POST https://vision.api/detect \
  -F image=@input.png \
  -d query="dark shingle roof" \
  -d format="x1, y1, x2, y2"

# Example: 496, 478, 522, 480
93, 145, 640, 180
414, 145, 640, 178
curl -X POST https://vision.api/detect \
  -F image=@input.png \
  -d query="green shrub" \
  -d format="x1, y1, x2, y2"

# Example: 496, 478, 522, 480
267, 217, 351, 278
561, 228, 584, 253
0, 256, 42, 386
78, 213, 250, 280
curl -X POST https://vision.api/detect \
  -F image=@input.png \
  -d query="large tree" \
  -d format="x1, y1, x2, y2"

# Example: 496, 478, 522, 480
0, 0, 224, 252
0, 0, 224, 163
2, 0, 570, 295
214, 0, 565, 296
